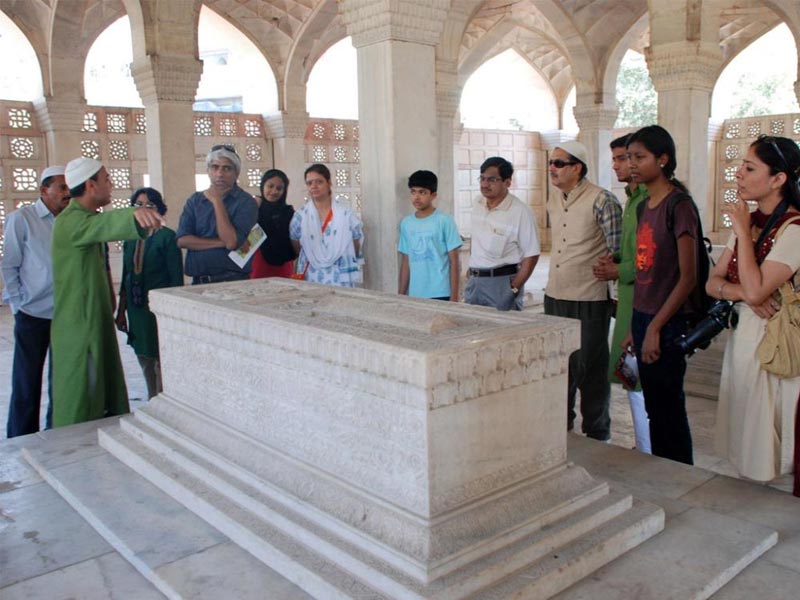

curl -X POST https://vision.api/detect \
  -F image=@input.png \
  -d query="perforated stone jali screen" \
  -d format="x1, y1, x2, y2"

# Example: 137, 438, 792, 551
304, 119, 361, 214
715, 114, 800, 235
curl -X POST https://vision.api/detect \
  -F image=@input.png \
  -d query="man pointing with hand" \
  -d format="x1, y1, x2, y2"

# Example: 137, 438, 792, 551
51, 157, 164, 427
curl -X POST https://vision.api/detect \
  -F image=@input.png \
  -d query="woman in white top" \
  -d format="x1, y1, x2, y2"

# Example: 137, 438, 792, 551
289, 163, 363, 287
707, 135, 800, 491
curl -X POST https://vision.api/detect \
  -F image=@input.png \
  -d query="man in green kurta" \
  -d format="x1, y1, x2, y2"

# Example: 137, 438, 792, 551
593, 135, 651, 453
51, 157, 164, 427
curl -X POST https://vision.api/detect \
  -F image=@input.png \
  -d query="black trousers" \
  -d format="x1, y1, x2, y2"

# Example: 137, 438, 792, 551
544, 295, 612, 441
7, 311, 53, 438
631, 309, 693, 465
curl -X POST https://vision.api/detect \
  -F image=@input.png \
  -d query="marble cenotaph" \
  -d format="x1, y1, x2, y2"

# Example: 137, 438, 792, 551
94, 279, 663, 598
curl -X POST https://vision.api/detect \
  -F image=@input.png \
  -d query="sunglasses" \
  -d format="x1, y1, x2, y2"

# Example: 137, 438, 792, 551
757, 135, 789, 172
211, 144, 238, 154
549, 159, 577, 169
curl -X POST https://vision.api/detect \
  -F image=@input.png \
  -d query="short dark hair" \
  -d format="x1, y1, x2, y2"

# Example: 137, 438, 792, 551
610, 134, 631, 150
130, 187, 167, 216
41, 176, 58, 189
408, 170, 438, 193
68, 171, 100, 198
304, 163, 331, 183
480, 156, 513, 180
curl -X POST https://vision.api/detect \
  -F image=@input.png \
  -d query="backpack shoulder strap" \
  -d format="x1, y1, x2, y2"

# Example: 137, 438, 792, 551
665, 192, 694, 232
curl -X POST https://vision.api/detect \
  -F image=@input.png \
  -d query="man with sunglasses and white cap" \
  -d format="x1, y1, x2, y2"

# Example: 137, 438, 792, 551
545, 140, 622, 443
176, 144, 257, 284
50, 157, 164, 428
2, 166, 70, 437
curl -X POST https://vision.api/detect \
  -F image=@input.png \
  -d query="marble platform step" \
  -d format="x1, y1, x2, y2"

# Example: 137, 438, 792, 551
92, 409, 665, 600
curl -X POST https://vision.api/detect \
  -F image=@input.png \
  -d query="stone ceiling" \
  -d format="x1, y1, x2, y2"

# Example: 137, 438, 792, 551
0, 0, 793, 102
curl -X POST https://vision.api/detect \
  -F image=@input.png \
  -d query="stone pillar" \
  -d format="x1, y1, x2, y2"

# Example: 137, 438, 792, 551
646, 42, 722, 227
435, 60, 461, 217
572, 104, 618, 190
264, 111, 309, 208
340, 0, 449, 292
132, 55, 203, 228
32, 98, 87, 166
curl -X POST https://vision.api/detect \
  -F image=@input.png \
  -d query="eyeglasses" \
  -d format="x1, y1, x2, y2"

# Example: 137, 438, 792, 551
757, 135, 789, 172
477, 176, 503, 184
211, 144, 238, 154
548, 159, 577, 169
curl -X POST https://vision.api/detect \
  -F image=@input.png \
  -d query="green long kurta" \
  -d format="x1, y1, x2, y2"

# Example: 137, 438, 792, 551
609, 183, 648, 390
120, 227, 184, 358
51, 200, 144, 427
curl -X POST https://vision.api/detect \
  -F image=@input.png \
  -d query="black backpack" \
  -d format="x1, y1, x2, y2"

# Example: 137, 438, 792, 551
636, 192, 713, 323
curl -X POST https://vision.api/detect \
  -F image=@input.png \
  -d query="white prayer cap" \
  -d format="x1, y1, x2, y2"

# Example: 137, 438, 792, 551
40, 166, 65, 185
555, 141, 589, 169
65, 157, 103, 190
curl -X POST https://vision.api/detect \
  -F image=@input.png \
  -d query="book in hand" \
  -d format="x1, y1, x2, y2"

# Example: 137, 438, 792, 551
228, 223, 266, 268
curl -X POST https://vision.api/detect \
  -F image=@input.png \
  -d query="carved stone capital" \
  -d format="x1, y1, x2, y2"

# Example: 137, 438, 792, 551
263, 111, 309, 139
32, 97, 86, 132
572, 105, 618, 131
436, 60, 461, 119
453, 121, 464, 143
645, 42, 722, 93
339, 0, 449, 48
131, 54, 203, 104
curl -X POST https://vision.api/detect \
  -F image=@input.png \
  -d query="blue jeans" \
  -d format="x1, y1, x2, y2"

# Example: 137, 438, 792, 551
631, 310, 693, 465
7, 311, 53, 438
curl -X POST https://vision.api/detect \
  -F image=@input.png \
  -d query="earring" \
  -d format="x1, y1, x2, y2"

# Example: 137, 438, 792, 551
659, 163, 664, 168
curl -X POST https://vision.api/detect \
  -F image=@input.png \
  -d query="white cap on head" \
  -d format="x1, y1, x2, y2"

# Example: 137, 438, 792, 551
555, 141, 589, 169
65, 157, 103, 190
40, 166, 65, 185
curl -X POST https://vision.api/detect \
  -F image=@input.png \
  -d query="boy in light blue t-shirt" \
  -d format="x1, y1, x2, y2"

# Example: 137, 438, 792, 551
398, 170, 462, 301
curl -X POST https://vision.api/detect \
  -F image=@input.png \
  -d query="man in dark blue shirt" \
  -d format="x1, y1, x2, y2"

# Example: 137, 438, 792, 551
177, 145, 257, 284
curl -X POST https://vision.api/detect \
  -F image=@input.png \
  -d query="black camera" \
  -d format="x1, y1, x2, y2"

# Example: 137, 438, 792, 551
678, 300, 734, 355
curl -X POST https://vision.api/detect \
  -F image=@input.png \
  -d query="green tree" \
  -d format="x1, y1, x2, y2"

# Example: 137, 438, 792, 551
615, 52, 658, 128
727, 72, 798, 118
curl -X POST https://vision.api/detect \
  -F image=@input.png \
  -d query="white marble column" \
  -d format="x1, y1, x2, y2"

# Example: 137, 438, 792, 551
435, 60, 461, 217
132, 55, 203, 228
572, 104, 618, 190
264, 111, 309, 208
646, 41, 722, 228
32, 98, 86, 166
340, 0, 449, 292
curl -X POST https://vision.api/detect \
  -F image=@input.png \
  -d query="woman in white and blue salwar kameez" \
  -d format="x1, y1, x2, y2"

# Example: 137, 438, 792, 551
290, 163, 363, 287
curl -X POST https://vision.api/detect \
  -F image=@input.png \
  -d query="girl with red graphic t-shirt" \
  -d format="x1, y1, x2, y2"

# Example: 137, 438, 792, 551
623, 125, 699, 465
707, 135, 800, 495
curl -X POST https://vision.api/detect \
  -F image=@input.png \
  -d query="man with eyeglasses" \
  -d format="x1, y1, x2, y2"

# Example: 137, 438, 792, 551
176, 144, 257, 284
545, 141, 622, 442
465, 156, 540, 311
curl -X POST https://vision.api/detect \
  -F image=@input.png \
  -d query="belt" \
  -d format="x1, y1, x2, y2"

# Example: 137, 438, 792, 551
469, 264, 519, 278
192, 272, 248, 285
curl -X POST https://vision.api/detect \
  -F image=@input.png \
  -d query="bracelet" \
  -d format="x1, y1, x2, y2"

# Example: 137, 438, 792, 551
718, 282, 727, 300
